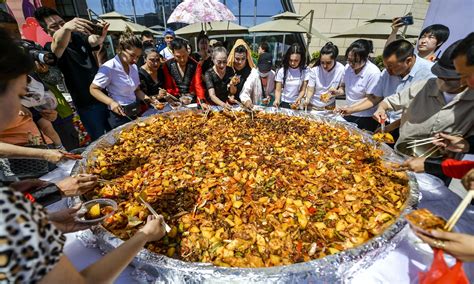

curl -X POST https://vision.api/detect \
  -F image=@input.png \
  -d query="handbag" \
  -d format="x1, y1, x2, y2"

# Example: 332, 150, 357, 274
3, 120, 55, 179
122, 101, 140, 117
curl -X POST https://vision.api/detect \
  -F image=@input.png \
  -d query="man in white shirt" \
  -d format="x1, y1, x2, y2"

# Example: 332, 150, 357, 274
159, 28, 175, 61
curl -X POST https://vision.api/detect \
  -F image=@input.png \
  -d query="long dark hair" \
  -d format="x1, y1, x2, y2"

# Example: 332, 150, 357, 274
281, 43, 306, 88
316, 42, 339, 67
345, 39, 373, 64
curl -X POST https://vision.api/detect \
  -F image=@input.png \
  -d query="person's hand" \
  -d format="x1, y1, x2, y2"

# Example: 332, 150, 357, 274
157, 89, 167, 99
55, 174, 98, 197
416, 230, 474, 262
373, 108, 388, 124
222, 103, 233, 111
328, 87, 340, 96
63, 17, 94, 35
272, 99, 280, 108
138, 215, 167, 242
334, 106, 352, 116
200, 103, 210, 111
261, 96, 271, 105
109, 101, 126, 116
243, 100, 253, 109
228, 96, 237, 104
402, 157, 426, 173
142, 95, 151, 103
462, 169, 474, 191
9, 179, 50, 193
97, 21, 109, 42
432, 133, 470, 153
391, 17, 404, 33
42, 149, 66, 163
49, 203, 93, 233
40, 109, 58, 122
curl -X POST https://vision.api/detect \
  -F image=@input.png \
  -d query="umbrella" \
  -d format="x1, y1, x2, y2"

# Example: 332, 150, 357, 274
175, 21, 248, 37
248, 11, 328, 41
99, 12, 158, 34
167, 0, 236, 24
332, 15, 420, 39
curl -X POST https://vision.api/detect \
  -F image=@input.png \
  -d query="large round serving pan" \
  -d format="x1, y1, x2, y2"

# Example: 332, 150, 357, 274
71, 107, 419, 283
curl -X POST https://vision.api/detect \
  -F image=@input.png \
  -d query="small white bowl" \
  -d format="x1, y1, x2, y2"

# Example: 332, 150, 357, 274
76, 198, 118, 224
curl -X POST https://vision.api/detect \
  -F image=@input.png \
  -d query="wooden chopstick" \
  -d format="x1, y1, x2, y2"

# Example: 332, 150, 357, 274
138, 195, 171, 233
407, 137, 441, 145
98, 178, 118, 185
444, 191, 474, 231
418, 145, 439, 158
423, 146, 441, 158
406, 138, 444, 149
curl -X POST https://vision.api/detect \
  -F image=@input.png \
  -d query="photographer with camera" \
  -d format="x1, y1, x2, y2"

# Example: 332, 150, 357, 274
386, 14, 449, 62
34, 7, 112, 141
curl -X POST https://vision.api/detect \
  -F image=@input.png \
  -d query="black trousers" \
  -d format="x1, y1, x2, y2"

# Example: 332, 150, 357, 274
344, 115, 379, 132
52, 115, 80, 151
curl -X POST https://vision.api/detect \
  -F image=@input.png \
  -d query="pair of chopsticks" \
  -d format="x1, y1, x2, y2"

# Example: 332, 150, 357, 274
418, 145, 441, 158
407, 137, 444, 149
196, 97, 213, 121
235, 101, 255, 121
444, 191, 474, 231
97, 178, 118, 186
137, 195, 171, 233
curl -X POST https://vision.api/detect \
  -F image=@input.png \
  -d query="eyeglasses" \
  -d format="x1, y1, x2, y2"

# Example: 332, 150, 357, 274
147, 58, 160, 63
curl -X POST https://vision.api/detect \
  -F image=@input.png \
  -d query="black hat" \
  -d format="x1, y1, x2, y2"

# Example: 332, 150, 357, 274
431, 40, 462, 79
257, 52, 273, 73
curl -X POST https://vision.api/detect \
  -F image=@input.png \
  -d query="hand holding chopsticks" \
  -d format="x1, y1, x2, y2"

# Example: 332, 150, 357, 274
444, 190, 474, 231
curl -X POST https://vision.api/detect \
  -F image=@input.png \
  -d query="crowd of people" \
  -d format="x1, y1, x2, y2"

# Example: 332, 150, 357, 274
0, 5, 473, 282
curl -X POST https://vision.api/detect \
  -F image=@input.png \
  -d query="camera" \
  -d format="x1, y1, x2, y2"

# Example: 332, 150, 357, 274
91, 19, 104, 35
400, 15, 414, 26
18, 40, 57, 66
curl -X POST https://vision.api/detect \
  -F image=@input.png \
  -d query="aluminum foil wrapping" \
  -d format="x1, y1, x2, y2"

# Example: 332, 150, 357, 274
70, 107, 420, 283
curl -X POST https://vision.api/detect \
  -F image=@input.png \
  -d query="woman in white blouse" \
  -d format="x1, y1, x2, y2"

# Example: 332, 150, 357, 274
337, 39, 381, 131
302, 42, 344, 110
273, 43, 308, 109
90, 28, 150, 129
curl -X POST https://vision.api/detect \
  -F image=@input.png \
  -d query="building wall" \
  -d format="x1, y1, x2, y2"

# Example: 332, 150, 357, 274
292, 0, 430, 55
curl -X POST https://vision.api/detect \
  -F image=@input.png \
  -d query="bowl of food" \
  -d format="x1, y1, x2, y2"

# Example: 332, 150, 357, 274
169, 101, 182, 110
396, 141, 443, 159
179, 95, 193, 105
76, 198, 117, 224
405, 208, 446, 233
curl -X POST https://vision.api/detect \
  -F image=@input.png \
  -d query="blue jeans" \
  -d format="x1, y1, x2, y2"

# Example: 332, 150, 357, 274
77, 103, 112, 141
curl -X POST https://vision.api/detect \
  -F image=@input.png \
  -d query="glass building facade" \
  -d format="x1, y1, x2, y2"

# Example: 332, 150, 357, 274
85, 0, 288, 29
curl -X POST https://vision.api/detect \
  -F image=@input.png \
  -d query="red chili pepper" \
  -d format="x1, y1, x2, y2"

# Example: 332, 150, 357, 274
296, 241, 303, 254
308, 206, 317, 214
